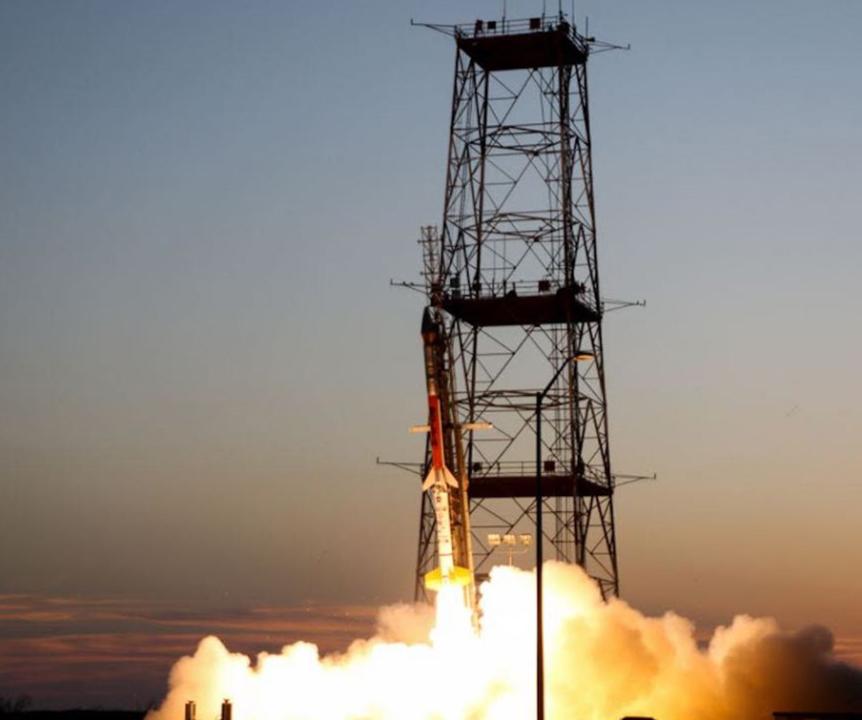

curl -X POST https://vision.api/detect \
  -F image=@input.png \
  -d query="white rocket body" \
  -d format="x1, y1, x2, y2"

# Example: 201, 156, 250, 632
418, 308, 471, 591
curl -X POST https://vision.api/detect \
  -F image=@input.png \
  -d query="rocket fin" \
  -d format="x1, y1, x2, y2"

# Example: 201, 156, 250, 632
424, 566, 472, 591
442, 466, 458, 488
422, 466, 459, 492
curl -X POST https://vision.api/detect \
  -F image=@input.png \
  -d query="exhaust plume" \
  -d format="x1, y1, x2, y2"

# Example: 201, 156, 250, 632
147, 562, 862, 720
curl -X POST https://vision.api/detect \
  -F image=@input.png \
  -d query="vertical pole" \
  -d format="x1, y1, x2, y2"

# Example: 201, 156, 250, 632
536, 391, 544, 720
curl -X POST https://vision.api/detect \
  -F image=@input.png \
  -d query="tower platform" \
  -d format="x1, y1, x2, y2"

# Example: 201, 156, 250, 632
455, 18, 587, 71
470, 474, 610, 499
443, 286, 599, 327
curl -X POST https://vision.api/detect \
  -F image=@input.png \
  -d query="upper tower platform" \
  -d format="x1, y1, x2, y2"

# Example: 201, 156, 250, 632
454, 17, 588, 71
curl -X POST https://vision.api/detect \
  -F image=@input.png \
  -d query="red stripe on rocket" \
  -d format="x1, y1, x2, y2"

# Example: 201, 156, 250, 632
418, 307, 470, 590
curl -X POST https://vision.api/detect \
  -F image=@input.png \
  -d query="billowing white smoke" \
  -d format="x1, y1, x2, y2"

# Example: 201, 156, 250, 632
147, 562, 862, 720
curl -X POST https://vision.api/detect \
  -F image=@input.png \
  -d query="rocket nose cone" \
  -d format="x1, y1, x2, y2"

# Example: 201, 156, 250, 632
421, 307, 436, 336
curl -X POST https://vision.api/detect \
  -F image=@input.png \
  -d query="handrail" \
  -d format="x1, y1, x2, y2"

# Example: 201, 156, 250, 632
453, 16, 588, 54
455, 17, 575, 40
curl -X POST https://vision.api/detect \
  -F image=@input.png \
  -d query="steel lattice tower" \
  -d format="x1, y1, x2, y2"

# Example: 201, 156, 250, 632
414, 16, 619, 602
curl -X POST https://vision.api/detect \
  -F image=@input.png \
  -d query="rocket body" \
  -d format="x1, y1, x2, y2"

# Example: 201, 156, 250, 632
420, 308, 470, 591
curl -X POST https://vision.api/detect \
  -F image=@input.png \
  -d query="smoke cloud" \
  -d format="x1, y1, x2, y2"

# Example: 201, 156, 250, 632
147, 562, 862, 720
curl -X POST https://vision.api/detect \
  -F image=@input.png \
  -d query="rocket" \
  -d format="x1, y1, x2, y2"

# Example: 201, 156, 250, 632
416, 307, 471, 591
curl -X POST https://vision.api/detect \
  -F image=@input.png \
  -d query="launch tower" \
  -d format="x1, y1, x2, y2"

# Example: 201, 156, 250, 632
414, 15, 620, 602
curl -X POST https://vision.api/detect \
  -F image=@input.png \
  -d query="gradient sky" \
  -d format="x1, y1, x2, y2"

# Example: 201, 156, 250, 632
1, 0, 861, 693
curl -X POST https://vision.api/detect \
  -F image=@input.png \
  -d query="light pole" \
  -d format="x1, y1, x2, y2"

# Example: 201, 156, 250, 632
535, 350, 593, 720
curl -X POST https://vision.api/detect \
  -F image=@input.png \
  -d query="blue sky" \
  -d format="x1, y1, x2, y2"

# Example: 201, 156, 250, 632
1, 0, 860, 639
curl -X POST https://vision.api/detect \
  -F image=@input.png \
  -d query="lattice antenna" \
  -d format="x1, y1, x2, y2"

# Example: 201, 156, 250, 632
419, 225, 443, 301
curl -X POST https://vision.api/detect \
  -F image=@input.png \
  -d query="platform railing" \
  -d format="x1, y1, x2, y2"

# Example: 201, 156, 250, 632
454, 16, 583, 45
